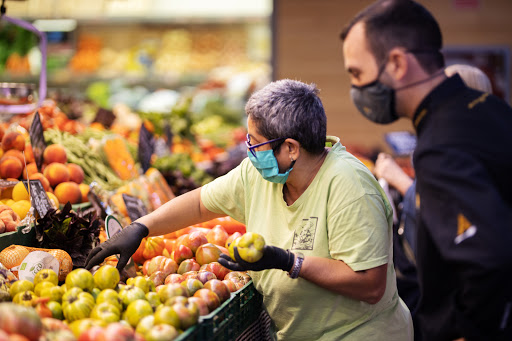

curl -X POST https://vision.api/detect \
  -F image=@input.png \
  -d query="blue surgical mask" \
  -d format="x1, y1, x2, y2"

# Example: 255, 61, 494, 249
248, 149, 295, 184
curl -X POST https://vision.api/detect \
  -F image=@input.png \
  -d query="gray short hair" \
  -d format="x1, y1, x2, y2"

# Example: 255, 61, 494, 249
245, 79, 327, 154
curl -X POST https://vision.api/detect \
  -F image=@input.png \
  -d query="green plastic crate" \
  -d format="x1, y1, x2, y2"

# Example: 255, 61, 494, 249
0, 224, 36, 252
236, 281, 263, 334
176, 323, 200, 341
197, 291, 240, 341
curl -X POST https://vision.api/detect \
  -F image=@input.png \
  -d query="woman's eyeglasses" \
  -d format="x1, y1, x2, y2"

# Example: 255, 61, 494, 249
246, 134, 286, 158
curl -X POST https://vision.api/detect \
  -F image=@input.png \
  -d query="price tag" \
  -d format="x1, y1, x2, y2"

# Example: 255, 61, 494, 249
138, 123, 155, 173
22, 179, 53, 218
93, 108, 116, 129
122, 193, 148, 222
164, 121, 173, 148
0, 179, 19, 189
29, 112, 47, 171
87, 190, 108, 222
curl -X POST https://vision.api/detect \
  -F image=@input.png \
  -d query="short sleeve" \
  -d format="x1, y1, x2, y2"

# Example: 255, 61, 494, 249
328, 193, 392, 271
200, 158, 249, 224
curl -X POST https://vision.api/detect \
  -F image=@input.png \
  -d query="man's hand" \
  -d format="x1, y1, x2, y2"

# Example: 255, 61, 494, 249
85, 222, 149, 271
218, 246, 295, 272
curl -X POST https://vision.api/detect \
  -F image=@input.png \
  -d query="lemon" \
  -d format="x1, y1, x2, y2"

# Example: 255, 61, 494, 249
2, 199, 15, 207
46, 192, 59, 209
11, 200, 31, 220
12, 182, 29, 201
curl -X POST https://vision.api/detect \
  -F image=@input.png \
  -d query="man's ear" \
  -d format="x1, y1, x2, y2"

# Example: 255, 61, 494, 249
387, 47, 409, 81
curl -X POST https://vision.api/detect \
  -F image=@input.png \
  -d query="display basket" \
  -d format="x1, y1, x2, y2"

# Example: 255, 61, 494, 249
176, 323, 200, 341
236, 281, 263, 335
197, 290, 240, 341
0, 224, 36, 252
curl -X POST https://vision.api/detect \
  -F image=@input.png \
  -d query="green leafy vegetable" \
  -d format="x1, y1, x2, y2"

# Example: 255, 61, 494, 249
35, 203, 101, 268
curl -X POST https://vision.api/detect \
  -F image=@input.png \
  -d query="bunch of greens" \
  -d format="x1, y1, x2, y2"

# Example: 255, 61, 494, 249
34, 203, 101, 268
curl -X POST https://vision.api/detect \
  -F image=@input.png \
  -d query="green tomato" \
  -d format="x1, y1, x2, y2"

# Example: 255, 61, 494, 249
125, 299, 153, 327
47, 301, 64, 320
126, 276, 153, 294
34, 281, 55, 297
118, 285, 146, 310
135, 314, 155, 336
236, 232, 266, 263
93, 265, 120, 290
9, 280, 34, 298
13, 290, 38, 307
65, 269, 94, 293
153, 305, 180, 329
33, 269, 59, 286
96, 289, 123, 311
40, 285, 64, 303
62, 291, 95, 322
90, 301, 121, 323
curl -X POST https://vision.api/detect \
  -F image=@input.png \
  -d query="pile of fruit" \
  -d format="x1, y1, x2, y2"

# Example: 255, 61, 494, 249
0, 217, 258, 341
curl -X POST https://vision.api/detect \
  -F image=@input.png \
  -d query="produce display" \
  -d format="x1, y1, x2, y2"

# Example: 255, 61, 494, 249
0, 216, 259, 341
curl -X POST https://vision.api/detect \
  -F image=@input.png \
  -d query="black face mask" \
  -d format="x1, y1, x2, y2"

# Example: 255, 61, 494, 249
350, 51, 444, 125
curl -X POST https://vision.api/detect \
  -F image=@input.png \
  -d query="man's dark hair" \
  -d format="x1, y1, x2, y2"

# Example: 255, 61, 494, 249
340, 0, 444, 73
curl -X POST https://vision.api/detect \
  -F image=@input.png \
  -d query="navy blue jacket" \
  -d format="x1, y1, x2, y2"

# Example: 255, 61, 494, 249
413, 75, 512, 341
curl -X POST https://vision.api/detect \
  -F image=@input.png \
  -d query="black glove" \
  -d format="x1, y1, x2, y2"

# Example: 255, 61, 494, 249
218, 246, 295, 272
85, 222, 149, 271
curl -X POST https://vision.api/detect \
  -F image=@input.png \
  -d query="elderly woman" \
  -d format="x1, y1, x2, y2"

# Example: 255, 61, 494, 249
86, 79, 412, 340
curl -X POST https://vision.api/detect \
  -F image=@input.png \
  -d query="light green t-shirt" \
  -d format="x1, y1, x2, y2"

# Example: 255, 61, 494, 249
201, 136, 413, 340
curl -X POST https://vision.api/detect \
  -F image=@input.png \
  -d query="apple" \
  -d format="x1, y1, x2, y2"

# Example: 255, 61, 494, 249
164, 273, 186, 285
153, 306, 180, 329
188, 297, 210, 316
68, 318, 106, 339
90, 302, 121, 323
222, 279, 239, 293
172, 301, 199, 330
197, 270, 217, 284
180, 279, 203, 297
177, 259, 200, 275
144, 256, 178, 277
96, 322, 137, 341
118, 285, 146, 309
180, 231, 208, 254
93, 265, 120, 290
203, 279, 231, 303
225, 232, 242, 248
125, 299, 153, 327
126, 276, 154, 294
164, 295, 188, 306
193, 289, 220, 313
145, 324, 179, 341
234, 232, 266, 262
157, 284, 189, 303
206, 225, 229, 247
195, 243, 223, 266
200, 262, 230, 280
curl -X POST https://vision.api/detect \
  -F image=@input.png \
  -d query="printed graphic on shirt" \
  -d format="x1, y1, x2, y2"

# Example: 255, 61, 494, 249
454, 213, 477, 244
291, 217, 318, 250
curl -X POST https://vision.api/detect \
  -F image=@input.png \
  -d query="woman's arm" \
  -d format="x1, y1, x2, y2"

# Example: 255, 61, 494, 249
299, 256, 388, 304
137, 187, 225, 236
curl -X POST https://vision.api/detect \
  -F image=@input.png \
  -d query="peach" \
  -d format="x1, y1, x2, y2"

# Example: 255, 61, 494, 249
54, 181, 82, 205
0, 156, 23, 179
67, 163, 84, 184
43, 144, 67, 164
29, 172, 51, 192
1, 131, 25, 151
3, 149, 25, 166
79, 183, 89, 203
43, 162, 70, 187
22, 162, 38, 179
24, 144, 35, 163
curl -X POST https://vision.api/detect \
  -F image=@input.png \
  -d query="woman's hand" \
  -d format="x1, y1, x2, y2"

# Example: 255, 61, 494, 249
218, 246, 295, 272
85, 222, 149, 270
